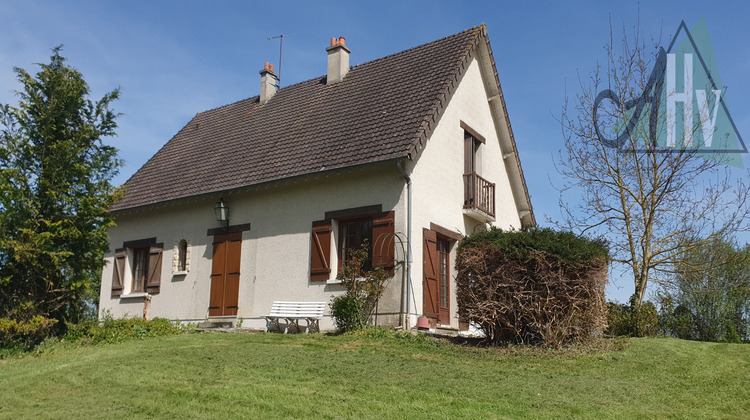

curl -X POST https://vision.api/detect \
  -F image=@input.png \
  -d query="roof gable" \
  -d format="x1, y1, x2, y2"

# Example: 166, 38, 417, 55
112, 26, 517, 212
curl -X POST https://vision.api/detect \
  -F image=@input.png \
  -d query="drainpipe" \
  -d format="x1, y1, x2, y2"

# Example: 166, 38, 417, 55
396, 160, 413, 330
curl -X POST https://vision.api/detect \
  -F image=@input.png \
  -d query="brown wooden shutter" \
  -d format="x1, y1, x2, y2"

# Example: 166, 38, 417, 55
310, 220, 332, 281
372, 211, 395, 275
224, 233, 242, 315
209, 236, 227, 316
111, 248, 126, 296
146, 243, 163, 294
423, 229, 439, 319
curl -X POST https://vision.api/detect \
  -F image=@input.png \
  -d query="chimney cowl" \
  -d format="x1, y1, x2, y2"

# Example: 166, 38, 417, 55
261, 61, 276, 74
329, 37, 346, 47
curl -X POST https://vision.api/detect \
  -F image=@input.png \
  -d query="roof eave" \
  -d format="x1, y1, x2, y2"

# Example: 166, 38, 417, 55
109, 156, 408, 215
475, 24, 536, 228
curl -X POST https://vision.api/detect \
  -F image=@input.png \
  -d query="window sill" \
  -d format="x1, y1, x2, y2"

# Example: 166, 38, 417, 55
119, 292, 149, 299
326, 277, 367, 285
172, 271, 188, 276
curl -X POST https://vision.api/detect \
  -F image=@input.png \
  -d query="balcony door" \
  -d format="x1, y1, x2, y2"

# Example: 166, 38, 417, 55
462, 127, 495, 218
464, 130, 482, 208
464, 131, 480, 175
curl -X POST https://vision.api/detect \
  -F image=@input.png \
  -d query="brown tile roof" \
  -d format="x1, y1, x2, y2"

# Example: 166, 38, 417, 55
112, 26, 488, 211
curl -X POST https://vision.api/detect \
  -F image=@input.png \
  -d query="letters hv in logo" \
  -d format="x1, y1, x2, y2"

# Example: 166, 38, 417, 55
595, 17, 746, 168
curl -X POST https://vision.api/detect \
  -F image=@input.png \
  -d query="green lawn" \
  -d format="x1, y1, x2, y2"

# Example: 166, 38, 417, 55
0, 332, 748, 419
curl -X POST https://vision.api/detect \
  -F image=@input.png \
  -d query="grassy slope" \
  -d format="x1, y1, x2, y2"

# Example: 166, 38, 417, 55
0, 334, 748, 419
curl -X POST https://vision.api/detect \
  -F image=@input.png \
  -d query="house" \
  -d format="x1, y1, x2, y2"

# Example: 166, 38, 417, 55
99, 24, 535, 331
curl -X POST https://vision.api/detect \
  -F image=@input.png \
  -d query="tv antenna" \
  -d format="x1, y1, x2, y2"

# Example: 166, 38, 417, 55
267, 33, 297, 88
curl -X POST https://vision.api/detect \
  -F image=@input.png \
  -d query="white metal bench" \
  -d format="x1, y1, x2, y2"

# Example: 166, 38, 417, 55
263, 301, 326, 333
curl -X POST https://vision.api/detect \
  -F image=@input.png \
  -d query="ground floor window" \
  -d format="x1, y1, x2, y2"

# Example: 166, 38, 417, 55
339, 217, 374, 272
309, 206, 395, 282
111, 238, 163, 296
131, 247, 150, 293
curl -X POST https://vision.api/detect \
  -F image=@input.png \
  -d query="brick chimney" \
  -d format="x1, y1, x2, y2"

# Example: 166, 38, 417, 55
326, 37, 350, 85
259, 62, 278, 103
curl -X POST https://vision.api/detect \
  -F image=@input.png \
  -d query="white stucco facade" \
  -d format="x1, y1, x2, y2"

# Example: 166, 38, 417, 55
100, 49, 530, 332
100, 162, 408, 331
405, 55, 523, 330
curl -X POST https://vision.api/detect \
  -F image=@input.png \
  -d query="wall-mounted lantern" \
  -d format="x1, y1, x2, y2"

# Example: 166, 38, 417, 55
214, 199, 229, 228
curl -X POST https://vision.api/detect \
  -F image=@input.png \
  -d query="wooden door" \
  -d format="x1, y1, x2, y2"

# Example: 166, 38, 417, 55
423, 229, 439, 319
209, 232, 242, 316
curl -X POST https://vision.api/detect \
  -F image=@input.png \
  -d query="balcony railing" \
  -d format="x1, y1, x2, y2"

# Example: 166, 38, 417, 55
463, 172, 495, 218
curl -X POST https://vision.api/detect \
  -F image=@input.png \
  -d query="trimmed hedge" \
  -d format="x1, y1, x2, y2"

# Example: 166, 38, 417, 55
456, 228, 608, 348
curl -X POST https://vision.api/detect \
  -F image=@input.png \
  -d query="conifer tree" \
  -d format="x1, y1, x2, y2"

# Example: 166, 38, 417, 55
0, 46, 121, 324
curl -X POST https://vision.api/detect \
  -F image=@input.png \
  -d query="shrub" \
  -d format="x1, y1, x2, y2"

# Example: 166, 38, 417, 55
606, 302, 631, 337
456, 227, 608, 348
723, 319, 742, 343
0, 316, 58, 350
330, 241, 389, 333
633, 301, 658, 337
670, 305, 695, 339
330, 295, 361, 333
606, 298, 658, 337
660, 238, 750, 342
64, 317, 180, 345
657, 295, 695, 339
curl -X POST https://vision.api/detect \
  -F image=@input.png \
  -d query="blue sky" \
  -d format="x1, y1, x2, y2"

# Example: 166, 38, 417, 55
2, 1, 749, 303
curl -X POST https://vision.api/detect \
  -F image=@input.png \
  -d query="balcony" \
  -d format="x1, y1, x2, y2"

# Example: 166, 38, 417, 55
463, 172, 495, 221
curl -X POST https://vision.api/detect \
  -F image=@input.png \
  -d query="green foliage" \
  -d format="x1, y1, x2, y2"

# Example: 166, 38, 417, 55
605, 302, 631, 337
723, 319, 742, 343
0, 46, 121, 326
633, 301, 658, 337
459, 227, 609, 266
606, 299, 658, 337
0, 315, 58, 350
345, 326, 426, 341
659, 238, 750, 342
63, 316, 180, 345
330, 294, 360, 333
657, 295, 695, 339
456, 227, 609, 347
330, 241, 390, 333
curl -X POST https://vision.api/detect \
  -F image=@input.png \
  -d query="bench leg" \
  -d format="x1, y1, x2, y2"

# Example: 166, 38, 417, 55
266, 317, 280, 333
306, 318, 319, 333
286, 318, 301, 333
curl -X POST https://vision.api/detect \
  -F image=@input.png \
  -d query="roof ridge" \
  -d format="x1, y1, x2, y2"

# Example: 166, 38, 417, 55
193, 26, 484, 116
348, 25, 483, 71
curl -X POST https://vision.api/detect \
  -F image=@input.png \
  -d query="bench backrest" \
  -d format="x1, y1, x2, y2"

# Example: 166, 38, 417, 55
269, 301, 326, 318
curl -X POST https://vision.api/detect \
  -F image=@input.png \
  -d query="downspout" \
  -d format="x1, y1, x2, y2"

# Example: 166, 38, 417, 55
396, 160, 413, 330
